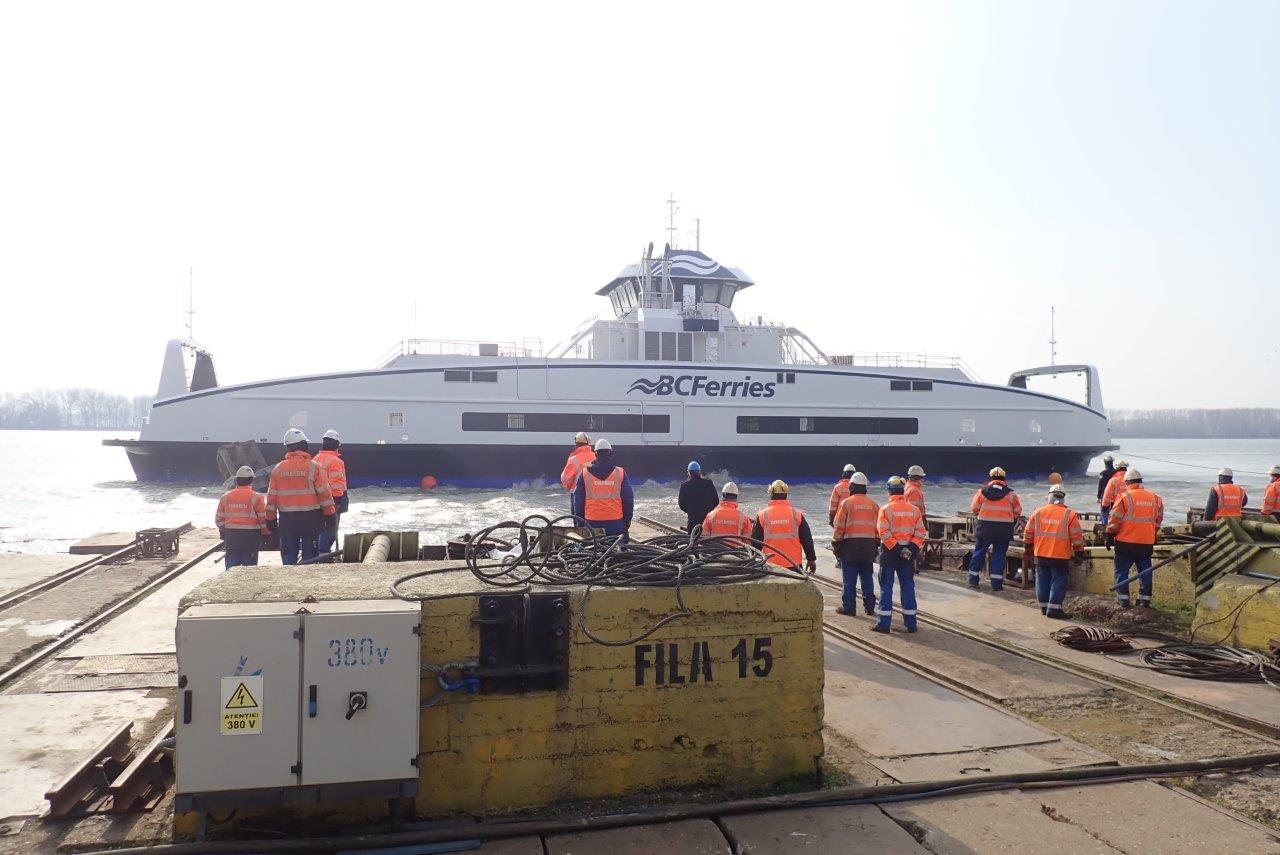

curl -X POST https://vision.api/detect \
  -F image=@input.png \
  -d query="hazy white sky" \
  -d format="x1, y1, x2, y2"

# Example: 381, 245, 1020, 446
1, 1, 1275, 408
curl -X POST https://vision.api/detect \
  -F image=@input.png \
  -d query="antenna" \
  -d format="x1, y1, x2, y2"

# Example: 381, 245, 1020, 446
666, 194, 679, 249
185, 266, 195, 341
695, 218, 701, 251
1049, 305, 1057, 365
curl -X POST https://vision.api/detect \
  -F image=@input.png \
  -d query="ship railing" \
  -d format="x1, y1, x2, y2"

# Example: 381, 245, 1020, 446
376, 338, 542, 366
829, 352, 978, 379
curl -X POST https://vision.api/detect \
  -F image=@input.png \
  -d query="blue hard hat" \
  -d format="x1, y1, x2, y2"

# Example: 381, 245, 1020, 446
687, 461, 701, 472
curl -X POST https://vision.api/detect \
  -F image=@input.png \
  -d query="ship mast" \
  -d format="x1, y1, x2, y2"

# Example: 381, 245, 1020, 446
1049, 306, 1057, 365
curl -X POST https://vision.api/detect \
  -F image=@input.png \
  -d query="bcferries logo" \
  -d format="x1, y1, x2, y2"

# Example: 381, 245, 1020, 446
627, 374, 777, 398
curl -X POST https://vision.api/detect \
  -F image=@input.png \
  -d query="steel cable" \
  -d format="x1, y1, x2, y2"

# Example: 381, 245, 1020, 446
1140, 643, 1280, 687
1050, 625, 1135, 653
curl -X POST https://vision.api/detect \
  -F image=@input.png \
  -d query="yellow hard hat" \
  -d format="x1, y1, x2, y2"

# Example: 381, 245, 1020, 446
887, 476, 907, 492
768, 479, 789, 496
989, 466, 1007, 479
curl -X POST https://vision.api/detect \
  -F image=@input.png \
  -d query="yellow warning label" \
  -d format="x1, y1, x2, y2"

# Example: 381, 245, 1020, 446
220, 675, 262, 735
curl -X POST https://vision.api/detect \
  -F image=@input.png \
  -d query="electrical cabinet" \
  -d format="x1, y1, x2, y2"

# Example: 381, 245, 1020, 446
175, 600, 420, 806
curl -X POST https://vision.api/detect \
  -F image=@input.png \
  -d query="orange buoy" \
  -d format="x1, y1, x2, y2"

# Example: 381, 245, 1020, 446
1048, 472, 1063, 485
420, 475, 438, 490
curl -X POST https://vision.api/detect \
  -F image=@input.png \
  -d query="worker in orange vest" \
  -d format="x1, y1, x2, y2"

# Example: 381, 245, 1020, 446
1023, 484, 1085, 619
751, 480, 816, 572
1105, 468, 1164, 608
968, 467, 1022, 591
1204, 468, 1248, 521
702, 482, 753, 544
1100, 459, 1129, 525
1264, 465, 1280, 522
216, 465, 271, 569
572, 438, 633, 543
831, 472, 878, 616
560, 432, 596, 509
266, 428, 336, 565
904, 465, 927, 517
314, 429, 348, 554
828, 464, 856, 526
873, 476, 927, 633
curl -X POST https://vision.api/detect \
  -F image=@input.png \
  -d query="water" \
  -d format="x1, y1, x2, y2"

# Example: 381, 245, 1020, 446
1, 430, 1277, 554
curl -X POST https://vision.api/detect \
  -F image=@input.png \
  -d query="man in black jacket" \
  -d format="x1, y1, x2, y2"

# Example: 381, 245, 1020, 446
1096, 454, 1115, 505
678, 461, 719, 531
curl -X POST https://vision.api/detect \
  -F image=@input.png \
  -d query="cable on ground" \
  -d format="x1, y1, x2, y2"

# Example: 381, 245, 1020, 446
1050, 625, 1134, 653
1140, 644, 1280, 688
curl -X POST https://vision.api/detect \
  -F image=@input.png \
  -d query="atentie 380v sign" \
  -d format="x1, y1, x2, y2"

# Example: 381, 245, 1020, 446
627, 375, 778, 398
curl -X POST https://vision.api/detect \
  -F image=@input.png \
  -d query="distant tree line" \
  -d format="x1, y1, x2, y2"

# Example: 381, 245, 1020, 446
1110, 409, 1280, 438
0, 389, 150, 429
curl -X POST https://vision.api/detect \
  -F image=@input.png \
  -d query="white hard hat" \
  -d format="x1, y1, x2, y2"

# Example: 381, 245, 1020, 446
574, 431, 590, 443
989, 466, 1006, 479
1270, 465, 1280, 476
842, 463, 855, 473
723, 481, 740, 496
1124, 468, 1142, 482
908, 465, 926, 478
236, 465, 255, 479
1048, 483, 1066, 497
594, 438, 612, 452
283, 428, 308, 445
1218, 467, 1233, 478
323, 429, 341, 441
851, 472, 869, 486
1116, 459, 1129, 468
1103, 453, 1114, 462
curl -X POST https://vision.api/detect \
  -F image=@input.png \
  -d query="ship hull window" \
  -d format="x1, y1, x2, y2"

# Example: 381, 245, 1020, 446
737, 416, 918, 435
463, 413, 670, 433
645, 332, 661, 361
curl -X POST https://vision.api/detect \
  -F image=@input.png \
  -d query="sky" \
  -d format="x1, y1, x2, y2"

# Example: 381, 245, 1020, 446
1, 1, 1275, 409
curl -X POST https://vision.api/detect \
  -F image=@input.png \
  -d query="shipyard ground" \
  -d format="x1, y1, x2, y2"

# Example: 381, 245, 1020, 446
2, 525, 1279, 853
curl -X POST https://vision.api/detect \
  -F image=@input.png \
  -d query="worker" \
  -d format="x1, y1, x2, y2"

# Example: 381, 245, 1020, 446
1264, 465, 1280, 522
1204, 467, 1248, 521
1096, 454, 1116, 506
968, 466, 1022, 591
1106, 468, 1163, 608
266, 428, 336, 566
873, 476, 927, 634
831, 472, 878, 616
702, 482, 753, 543
215, 465, 270, 569
904, 465, 927, 517
828, 464, 856, 526
1023, 484, 1086, 619
572, 438, 633, 543
560, 432, 596, 508
678, 461, 719, 532
1100, 459, 1129, 525
751, 480, 817, 573
314, 429, 348, 554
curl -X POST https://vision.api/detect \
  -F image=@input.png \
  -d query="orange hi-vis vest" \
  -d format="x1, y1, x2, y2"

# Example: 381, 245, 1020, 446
313, 449, 347, 497
560, 445, 596, 491
583, 466, 625, 521
703, 501, 753, 540
1101, 471, 1128, 508
1212, 483, 1246, 518
1107, 487, 1163, 545
1024, 503, 1084, 560
266, 451, 335, 516
216, 486, 270, 532
828, 478, 851, 520
971, 482, 1022, 523
758, 499, 804, 568
833, 494, 879, 541
904, 480, 926, 517
878, 494, 926, 549
1264, 480, 1280, 515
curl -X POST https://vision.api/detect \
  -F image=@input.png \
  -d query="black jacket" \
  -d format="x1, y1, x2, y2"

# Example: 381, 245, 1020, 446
974, 480, 1019, 542
678, 476, 720, 531
1096, 465, 1115, 501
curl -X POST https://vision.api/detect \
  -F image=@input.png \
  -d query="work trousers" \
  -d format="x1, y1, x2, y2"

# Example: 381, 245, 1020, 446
969, 535, 1010, 590
875, 555, 918, 631
587, 518, 629, 545
1100, 507, 1111, 526
1034, 559, 1070, 616
279, 512, 321, 566
223, 547, 259, 570
1113, 552, 1153, 606
317, 511, 341, 553
838, 558, 875, 613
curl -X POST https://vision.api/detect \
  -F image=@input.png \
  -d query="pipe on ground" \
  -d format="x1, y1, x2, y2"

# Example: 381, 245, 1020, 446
362, 534, 392, 564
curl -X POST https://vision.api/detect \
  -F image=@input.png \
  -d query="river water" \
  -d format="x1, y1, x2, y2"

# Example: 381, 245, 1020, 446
1, 431, 1277, 554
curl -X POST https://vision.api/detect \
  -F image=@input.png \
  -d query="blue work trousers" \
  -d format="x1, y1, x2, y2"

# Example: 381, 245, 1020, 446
1034, 560, 1069, 616
838, 558, 875, 612
876, 555, 918, 631
317, 512, 341, 553
279, 516, 320, 566
588, 518, 630, 545
1113, 552, 1153, 606
224, 548, 259, 570
1100, 507, 1111, 527
969, 536, 1010, 590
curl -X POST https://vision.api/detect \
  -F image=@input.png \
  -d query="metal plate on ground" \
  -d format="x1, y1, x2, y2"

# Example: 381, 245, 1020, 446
66, 654, 176, 675
868, 745, 1110, 783
39, 672, 177, 693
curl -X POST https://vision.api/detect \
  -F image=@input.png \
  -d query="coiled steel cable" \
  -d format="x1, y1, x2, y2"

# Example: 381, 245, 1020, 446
1050, 625, 1135, 653
1140, 644, 1280, 687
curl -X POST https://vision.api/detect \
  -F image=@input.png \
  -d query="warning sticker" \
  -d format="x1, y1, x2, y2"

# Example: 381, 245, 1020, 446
220, 675, 262, 735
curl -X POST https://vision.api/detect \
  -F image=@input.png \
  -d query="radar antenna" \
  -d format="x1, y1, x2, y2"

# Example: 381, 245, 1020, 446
666, 194, 679, 249
1049, 305, 1057, 365
185, 266, 195, 342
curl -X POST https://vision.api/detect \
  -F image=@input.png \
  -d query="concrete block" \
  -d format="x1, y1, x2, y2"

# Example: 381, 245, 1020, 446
1194, 575, 1280, 652
1071, 547, 1195, 607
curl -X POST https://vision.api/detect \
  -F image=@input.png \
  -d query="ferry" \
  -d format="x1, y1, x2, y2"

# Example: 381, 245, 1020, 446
105, 243, 1113, 485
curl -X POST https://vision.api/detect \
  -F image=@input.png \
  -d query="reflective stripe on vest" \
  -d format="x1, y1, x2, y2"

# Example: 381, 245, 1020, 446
829, 479, 851, 516
583, 466, 625, 521
834, 495, 878, 540
1102, 472, 1128, 507
758, 500, 803, 567
1213, 483, 1245, 517
704, 502, 752, 539
878, 496, 925, 549
1264, 481, 1280, 515
1026, 504, 1079, 560
315, 450, 347, 496
216, 486, 268, 530
1111, 488, 1161, 545
904, 481, 926, 516
973, 482, 1020, 523
267, 452, 335, 514
561, 446, 596, 491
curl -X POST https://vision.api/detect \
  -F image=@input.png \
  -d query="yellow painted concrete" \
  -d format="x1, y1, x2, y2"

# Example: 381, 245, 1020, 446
1069, 546, 1195, 607
1192, 575, 1280, 652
